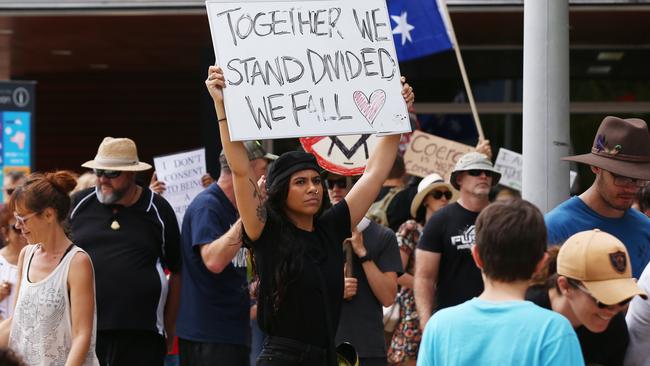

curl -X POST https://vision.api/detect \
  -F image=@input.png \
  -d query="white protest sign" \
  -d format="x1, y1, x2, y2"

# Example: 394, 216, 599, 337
153, 148, 207, 227
570, 170, 577, 190
494, 148, 522, 191
492, 148, 579, 192
404, 130, 474, 180
206, 0, 411, 141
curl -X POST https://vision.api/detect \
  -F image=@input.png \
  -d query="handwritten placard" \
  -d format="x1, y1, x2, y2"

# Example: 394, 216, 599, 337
404, 130, 474, 180
153, 148, 207, 227
494, 148, 522, 191
206, 0, 411, 141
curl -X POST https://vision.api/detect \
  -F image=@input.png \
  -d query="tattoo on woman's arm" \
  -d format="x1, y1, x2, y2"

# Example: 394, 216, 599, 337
249, 178, 267, 223
226, 221, 244, 247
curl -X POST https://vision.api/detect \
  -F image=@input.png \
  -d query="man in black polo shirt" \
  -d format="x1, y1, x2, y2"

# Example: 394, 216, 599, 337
69, 137, 181, 366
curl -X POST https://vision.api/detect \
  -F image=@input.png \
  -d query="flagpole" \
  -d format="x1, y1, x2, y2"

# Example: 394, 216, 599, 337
437, 0, 485, 141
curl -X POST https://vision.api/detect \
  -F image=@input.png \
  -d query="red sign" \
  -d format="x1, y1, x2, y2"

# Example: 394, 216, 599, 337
300, 135, 378, 176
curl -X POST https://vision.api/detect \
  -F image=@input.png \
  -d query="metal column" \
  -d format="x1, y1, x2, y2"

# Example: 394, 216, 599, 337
522, 0, 571, 212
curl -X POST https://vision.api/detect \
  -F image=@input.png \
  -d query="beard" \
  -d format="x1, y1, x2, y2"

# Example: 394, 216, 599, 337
470, 184, 491, 198
95, 185, 128, 204
601, 192, 634, 211
597, 177, 635, 211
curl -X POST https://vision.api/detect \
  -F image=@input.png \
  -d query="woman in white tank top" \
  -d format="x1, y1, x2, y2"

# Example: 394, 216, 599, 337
0, 171, 99, 366
0, 207, 28, 320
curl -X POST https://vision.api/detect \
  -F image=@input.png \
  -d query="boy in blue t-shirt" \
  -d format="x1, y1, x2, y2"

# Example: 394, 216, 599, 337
417, 199, 583, 366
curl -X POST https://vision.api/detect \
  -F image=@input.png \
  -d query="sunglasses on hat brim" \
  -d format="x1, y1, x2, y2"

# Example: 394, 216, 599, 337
568, 278, 633, 309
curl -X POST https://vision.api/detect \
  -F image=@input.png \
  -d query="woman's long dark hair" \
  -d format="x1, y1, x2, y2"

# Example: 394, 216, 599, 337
251, 172, 329, 315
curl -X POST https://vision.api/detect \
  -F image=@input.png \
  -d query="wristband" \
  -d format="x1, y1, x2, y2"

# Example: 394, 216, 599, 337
218, 117, 227, 123
358, 253, 372, 263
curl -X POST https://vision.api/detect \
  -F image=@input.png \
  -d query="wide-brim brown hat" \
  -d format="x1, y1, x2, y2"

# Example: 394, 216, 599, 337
562, 116, 650, 180
82, 137, 152, 171
410, 173, 458, 217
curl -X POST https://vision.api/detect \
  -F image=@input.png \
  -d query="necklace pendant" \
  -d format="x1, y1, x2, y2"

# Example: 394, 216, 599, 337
111, 220, 121, 230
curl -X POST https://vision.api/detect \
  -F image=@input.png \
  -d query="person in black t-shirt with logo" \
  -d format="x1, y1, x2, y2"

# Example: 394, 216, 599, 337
414, 152, 501, 329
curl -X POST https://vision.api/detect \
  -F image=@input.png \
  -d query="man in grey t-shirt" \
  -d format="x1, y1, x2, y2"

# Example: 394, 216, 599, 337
328, 173, 403, 365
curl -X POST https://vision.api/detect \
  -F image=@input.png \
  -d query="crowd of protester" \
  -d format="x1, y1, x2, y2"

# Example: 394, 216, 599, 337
0, 68, 646, 366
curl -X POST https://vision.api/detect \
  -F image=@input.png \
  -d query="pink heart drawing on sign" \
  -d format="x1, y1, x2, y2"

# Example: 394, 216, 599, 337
353, 90, 386, 125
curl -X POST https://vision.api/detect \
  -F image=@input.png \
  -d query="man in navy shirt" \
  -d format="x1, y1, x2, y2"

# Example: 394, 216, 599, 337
176, 141, 275, 366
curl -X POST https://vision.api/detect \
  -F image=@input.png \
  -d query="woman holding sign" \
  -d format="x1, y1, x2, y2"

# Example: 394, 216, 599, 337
206, 65, 413, 366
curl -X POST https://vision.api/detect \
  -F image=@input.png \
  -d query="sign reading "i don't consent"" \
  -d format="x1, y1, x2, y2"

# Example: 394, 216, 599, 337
206, 0, 411, 141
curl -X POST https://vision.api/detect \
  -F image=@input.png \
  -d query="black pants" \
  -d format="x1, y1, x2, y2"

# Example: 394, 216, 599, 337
178, 338, 249, 366
360, 357, 388, 366
96, 329, 166, 366
256, 336, 329, 366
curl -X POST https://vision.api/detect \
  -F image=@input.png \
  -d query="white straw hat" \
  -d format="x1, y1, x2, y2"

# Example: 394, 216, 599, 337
82, 137, 152, 171
410, 173, 458, 218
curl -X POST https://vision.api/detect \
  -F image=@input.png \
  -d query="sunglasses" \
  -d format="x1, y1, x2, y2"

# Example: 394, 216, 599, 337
326, 178, 357, 189
570, 279, 633, 309
607, 171, 648, 188
93, 169, 122, 179
467, 170, 494, 178
430, 190, 452, 200
13, 211, 40, 227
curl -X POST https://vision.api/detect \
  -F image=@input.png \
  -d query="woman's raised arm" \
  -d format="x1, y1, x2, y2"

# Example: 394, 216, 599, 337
205, 66, 266, 240
345, 78, 415, 228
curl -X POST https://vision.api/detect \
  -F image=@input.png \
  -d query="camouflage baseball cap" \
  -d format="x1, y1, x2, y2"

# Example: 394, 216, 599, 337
219, 141, 277, 169
242, 140, 278, 161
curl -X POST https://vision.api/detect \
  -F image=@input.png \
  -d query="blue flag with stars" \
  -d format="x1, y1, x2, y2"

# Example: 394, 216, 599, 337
387, 0, 453, 61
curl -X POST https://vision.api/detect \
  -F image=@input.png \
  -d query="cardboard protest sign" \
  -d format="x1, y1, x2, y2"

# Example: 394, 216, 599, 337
300, 134, 378, 176
494, 148, 522, 191
404, 130, 473, 180
206, 0, 411, 141
153, 148, 207, 227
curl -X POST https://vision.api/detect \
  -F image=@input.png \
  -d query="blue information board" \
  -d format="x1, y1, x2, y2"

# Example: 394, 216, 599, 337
0, 81, 35, 203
